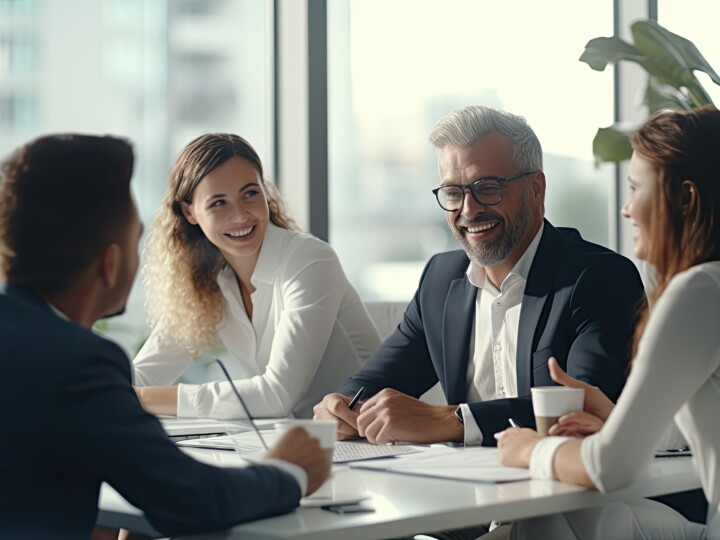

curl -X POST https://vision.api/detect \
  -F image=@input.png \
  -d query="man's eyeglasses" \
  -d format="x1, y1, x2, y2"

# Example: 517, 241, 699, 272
432, 171, 536, 211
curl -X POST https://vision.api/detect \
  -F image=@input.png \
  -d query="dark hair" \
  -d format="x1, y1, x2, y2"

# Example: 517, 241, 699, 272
0, 134, 135, 296
630, 107, 720, 354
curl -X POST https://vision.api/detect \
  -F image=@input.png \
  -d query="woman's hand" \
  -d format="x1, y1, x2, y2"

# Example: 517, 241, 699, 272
134, 386, 179, 416
548, 411, 604, 437
548, 357, 615, 421
495, 428, 542, 469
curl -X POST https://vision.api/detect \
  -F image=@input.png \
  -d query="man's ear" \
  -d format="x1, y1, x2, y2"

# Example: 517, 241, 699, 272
101, 243, 122, 288
530, 171, 546, 202
181, 202, 198, 225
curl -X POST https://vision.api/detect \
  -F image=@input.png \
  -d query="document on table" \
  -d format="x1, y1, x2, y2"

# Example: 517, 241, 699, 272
160, 417, 289, 438
349, 446, 530, 483
160, 417, 229, 438
176, 429, 424, 463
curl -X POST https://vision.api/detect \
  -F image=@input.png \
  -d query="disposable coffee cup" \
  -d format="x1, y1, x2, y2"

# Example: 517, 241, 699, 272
274, 419, 337, 462
531, 387, 584, 436
275, 419, 337, 498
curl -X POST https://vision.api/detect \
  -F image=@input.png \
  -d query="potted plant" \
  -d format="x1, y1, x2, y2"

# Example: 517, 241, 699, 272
580, 19, 720, 163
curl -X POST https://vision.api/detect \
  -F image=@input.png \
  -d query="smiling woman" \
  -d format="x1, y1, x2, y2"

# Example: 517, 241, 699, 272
133, 134, 381, 420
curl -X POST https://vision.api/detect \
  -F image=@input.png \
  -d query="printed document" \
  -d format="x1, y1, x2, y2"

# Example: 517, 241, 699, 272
349, 446, 530, 483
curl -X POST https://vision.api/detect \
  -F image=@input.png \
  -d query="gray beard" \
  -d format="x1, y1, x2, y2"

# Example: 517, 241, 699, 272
453, 192, 532, 266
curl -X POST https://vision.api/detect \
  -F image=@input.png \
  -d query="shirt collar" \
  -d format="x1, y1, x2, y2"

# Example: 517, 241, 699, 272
466, 222, 545, 290
48, 302, 71, 321
218, 222, 285, 289
251, 222, 284, 286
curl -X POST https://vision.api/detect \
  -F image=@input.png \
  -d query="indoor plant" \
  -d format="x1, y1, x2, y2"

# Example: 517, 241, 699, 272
580, 19, 720, 163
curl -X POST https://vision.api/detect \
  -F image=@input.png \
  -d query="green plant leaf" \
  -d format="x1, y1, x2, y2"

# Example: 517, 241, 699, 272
579, 36, 644, 71
631, 20, 717, 107
632, 20, 720, 86
582, 19, 720, 163
593, 127, 633, 164
644, 75, 694, 112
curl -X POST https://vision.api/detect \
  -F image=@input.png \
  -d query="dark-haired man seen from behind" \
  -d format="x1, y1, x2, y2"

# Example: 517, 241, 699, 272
0, 135, 330, 540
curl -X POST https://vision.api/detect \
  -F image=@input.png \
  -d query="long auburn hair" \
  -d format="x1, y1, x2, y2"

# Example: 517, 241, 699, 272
631, 107, 720, 355
143, 133, 298, 356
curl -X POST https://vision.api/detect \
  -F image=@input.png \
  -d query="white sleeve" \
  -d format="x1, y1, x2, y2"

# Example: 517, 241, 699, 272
133, 326, 194, 386
581, 269, 720, 493
177, 254, 349, 419
459, 403, 484, 446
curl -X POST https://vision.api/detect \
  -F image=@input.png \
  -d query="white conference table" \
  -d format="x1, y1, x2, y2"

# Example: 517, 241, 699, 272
98, 444, 699, 540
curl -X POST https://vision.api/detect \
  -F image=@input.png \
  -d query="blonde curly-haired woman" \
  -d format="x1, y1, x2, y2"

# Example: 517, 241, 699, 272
133, 134, 380, 419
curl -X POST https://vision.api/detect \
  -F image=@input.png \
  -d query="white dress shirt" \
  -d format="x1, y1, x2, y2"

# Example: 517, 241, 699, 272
531, 261, 720, 538
459, 224, 544, 445
134, 224, 381, 419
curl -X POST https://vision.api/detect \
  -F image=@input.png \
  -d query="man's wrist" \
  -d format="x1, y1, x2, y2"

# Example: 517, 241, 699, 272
443, 405, 464, 442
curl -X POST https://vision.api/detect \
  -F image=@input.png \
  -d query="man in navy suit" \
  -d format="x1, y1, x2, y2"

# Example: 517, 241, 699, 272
0, 135, 330, 539
315, 105, 645, 447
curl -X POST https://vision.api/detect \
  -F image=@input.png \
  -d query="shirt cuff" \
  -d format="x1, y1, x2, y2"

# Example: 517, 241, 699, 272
529, 436, 573, 480
459, 403, 484, 446
260, 458, 308, 496
177, 383, 199, 418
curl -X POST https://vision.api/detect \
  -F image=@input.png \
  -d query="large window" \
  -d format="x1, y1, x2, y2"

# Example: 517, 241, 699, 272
328, 0, 615, 300
4, 1, 670, 353
0, 0, 271, 355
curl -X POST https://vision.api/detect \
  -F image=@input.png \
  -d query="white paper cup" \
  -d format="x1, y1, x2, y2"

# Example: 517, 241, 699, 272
531, 387, 584, 436
275, 420, 337, 497
273, 419, 337, 457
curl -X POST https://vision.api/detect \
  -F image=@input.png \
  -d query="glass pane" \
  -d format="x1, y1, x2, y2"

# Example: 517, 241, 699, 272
659, 1, 720, 106
0, 0, 270, 356
329, 0, 614, 300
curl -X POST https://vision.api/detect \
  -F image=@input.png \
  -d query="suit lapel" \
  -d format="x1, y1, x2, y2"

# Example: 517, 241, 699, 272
516, 222, 565, 395
443, 277, 477, 404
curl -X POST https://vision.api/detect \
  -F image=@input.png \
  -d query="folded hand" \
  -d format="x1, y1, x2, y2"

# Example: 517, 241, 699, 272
548, 411, 604, 437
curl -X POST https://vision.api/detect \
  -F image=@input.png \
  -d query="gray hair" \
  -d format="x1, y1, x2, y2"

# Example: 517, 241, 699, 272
429, 105, 543, 171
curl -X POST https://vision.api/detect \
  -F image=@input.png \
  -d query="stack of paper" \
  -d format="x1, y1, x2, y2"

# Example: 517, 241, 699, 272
349, 446, 530, 483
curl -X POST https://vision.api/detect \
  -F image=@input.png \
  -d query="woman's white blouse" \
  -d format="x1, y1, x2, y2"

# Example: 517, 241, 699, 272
133, 224, 382, 419
581, 261, 720, 536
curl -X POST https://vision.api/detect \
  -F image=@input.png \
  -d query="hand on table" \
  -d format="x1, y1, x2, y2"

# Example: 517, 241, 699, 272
133, 386, 178, 416
548, 411, 605, 437
495, 428, 542, 469
266, 426, 332, 496
313, 393, 361, 440
356, 388, 463, 445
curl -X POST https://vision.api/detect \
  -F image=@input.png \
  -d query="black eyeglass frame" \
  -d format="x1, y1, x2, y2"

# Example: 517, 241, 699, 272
431, 170, 537, 211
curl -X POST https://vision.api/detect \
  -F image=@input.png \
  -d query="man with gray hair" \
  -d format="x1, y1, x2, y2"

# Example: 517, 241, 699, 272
315, 105, 644, 448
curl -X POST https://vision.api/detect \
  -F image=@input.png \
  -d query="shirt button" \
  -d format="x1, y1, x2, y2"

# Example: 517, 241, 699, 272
496, 301, 502, 306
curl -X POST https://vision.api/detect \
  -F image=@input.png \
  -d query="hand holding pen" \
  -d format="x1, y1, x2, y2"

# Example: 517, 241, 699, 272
348, 387, 366, 411
313, 387, 367, 441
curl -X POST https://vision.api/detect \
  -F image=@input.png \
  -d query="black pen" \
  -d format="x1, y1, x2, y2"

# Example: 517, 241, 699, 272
508, 418, 524, 428
348, 387, 366, 410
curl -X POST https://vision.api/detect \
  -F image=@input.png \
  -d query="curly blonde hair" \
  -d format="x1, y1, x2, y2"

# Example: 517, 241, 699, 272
143, 134, 298, 356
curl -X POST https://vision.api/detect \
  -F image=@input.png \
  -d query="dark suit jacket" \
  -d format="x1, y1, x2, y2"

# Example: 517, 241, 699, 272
0, 285, 301, 540
339, 221, 645, 445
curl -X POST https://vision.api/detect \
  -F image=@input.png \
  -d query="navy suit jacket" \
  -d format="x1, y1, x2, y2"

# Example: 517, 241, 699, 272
0, 285, 301, 540
339, 221, 645, 444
